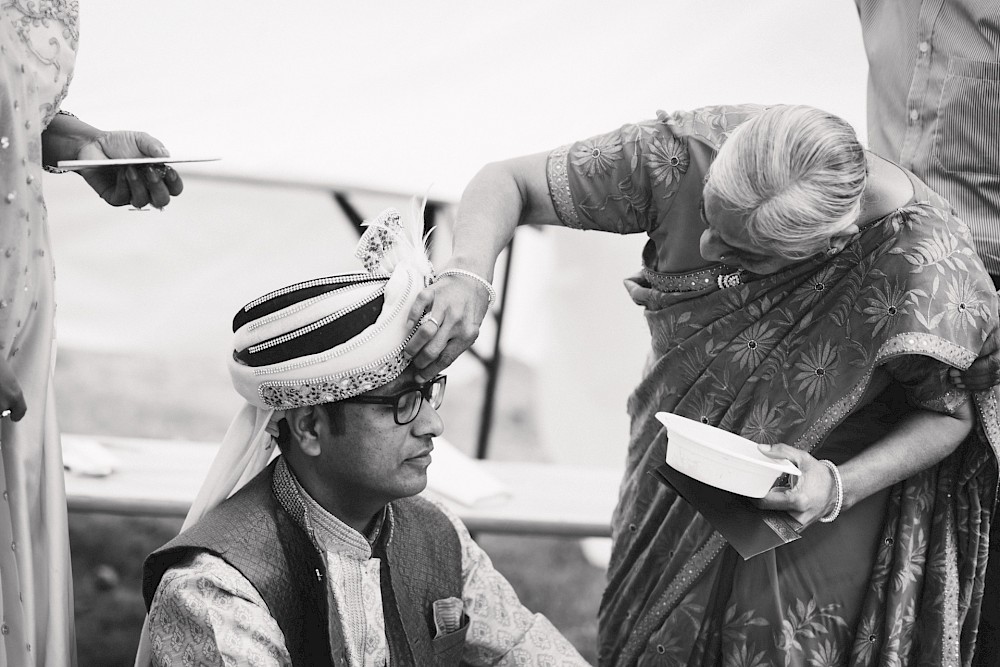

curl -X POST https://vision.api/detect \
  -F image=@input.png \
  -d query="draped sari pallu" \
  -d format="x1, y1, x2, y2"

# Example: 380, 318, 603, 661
600, 188, 1000, 666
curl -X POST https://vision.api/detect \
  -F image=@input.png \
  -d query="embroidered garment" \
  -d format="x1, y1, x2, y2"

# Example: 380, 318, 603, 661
0, 3, 78, 666
147, 459, 588, 667
547, 105, 1000, 666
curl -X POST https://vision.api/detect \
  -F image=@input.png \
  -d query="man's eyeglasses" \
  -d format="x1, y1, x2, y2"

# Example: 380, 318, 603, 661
341, 375, 447, 425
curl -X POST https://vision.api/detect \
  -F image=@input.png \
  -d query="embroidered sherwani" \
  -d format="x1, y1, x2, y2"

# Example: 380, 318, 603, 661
147, 458, 588, 666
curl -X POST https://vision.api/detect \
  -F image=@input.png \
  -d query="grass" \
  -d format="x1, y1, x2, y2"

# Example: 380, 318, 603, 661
57, 349, 604, 666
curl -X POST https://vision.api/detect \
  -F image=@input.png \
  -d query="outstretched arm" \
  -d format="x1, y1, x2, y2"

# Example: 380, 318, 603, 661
406, 152, 555, 382
42, 112, 183, 209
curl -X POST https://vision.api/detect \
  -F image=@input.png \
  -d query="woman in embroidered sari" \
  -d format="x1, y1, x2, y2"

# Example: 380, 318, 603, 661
404, 104, 1000, 666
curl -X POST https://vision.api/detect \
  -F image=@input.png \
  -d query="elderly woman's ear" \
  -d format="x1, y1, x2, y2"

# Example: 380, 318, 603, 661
827, 223, 861, 256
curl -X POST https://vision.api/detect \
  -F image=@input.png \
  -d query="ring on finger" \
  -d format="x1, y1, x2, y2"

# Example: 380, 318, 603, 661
423, 315, 441, 328
1, 409, 11, 418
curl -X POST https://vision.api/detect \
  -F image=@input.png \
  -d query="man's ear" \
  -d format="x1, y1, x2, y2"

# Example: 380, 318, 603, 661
285, 405, 325, 457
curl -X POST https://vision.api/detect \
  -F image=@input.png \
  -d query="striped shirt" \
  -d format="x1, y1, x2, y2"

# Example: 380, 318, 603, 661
856, 0, 1000, 276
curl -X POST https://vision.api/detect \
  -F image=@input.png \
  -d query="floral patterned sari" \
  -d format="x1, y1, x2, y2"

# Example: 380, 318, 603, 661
546, 105, 1000, 666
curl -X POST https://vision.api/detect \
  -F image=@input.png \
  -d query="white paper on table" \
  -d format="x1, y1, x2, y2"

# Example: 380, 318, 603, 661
61, 434, 120, 477
426, 437, 511, 508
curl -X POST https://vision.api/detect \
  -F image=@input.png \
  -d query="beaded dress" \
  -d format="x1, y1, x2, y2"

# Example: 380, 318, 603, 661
0, 2, 78, 665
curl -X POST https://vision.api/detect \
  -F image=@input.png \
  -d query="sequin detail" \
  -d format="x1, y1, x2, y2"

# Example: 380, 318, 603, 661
244, 273, 385, 311
643, 264, 732, 293
619, 533, 727, 664
253, 273, 415, 376
354, 208, 410, 274
258, 349, 410, 409
546, 144, 583, 229
246, 280, 384, 332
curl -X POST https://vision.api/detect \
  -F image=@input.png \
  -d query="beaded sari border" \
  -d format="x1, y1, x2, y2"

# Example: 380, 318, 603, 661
617, 533, 727, 665
546, 144, 583, 229
642, 264, 733, 293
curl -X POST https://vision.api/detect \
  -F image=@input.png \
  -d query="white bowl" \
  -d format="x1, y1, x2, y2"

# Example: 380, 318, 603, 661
655, 412, 800, 498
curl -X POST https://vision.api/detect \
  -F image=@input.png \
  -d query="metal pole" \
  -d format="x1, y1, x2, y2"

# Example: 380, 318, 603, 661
475, 235, 516, 459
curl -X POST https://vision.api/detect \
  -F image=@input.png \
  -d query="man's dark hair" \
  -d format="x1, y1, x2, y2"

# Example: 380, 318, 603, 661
274, 403, 348, 454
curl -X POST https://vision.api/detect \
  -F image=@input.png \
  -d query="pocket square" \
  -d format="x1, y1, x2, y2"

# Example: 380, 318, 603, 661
432, 597, 464, 637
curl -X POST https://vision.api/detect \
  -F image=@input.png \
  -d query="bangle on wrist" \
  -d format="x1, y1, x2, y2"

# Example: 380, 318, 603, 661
437, 269, 496, 307
817, 460, 843, 523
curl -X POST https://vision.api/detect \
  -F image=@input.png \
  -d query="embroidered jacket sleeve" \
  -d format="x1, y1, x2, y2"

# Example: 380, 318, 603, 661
147, 551, 292, 667
428, 500, 591, 666
544, 104, 766, 236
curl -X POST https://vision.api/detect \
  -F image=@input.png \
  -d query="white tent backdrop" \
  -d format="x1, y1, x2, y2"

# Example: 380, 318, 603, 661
45, 1, 868, 466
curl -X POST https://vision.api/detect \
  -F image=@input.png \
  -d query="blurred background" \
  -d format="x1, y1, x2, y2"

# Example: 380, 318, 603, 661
46, 1, 868, 663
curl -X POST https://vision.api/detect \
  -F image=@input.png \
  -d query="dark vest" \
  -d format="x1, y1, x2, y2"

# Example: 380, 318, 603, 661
143, 460, 466, 666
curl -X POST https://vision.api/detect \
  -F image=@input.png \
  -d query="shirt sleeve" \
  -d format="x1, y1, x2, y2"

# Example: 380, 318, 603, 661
427, 500, 591, 666
147, 551, 292, 667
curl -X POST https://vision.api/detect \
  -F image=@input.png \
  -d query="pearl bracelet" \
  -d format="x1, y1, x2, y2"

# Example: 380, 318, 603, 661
437, 269, 496, 307
817, 460, 843, 523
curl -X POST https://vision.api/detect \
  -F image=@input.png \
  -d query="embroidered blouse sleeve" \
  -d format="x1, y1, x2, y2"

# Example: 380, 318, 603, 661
428, 500, 591, 666
545, 104, 766, 235
546, 116, 688, 234
147, 551, 292, 667
882, 354, 970, 415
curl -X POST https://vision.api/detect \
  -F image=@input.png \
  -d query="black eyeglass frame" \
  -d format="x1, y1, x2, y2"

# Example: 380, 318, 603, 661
340, 375, 447, 425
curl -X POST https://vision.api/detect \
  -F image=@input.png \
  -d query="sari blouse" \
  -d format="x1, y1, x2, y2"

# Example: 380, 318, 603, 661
546, 104, 1000, 666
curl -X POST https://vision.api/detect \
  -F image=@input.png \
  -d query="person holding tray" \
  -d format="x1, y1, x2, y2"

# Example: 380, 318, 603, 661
404, 103, 1000, 665
1, 5, 184, 664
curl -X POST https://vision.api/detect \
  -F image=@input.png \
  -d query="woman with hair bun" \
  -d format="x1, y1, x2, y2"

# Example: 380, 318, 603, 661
405, 104, 1000, 665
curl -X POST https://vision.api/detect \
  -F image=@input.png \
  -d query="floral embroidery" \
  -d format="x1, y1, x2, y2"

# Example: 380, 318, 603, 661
775, 598, 847, 666
645, 136, 689, 192
608, 175, 655, 231
944, 275, 987, 331
571, 137, 623, 177
5, 0, 79, 75
791, 340, 839, 404
861, 280, 917, 337
889, 225, 976, 276
729, 321, 780, 369
739, 399, 785, 444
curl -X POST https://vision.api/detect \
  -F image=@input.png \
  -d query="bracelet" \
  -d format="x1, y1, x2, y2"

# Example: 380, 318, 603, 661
43, 110, 79, 174
437, 269, 496, 307
817, 460, 843, 523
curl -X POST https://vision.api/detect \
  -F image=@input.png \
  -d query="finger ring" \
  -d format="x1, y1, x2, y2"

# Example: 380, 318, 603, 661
424, 315, 440, 328
1, 410, 11, 418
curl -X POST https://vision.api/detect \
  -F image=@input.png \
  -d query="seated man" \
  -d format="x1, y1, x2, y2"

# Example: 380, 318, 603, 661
140, 208, 589, 666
